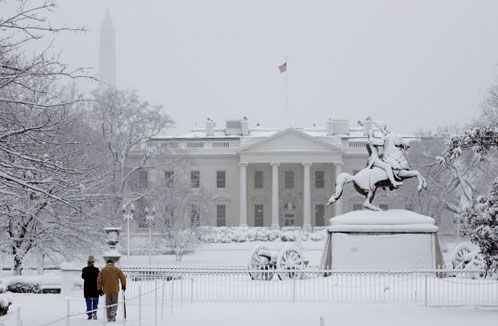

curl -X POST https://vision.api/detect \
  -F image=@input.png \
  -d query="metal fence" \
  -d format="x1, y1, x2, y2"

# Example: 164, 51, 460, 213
116, 266, 498, 306
23, 266, 498, 325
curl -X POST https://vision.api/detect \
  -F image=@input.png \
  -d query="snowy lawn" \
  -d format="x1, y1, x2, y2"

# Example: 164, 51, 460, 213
118, 241, 326, 266
1, 293, 498, 326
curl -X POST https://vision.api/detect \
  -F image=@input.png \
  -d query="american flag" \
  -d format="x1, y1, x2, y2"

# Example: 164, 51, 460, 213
278, 62, 287, 73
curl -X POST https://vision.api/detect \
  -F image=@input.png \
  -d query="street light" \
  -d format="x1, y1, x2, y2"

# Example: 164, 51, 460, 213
145, 206, 156, 265
122, 203, 135, 259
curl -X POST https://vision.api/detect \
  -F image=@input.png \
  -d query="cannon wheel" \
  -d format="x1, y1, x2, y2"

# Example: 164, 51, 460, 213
248, 245, 275, 281
452, 242, 481, 270
277, 245, 304, 280
451, 242, 485, 279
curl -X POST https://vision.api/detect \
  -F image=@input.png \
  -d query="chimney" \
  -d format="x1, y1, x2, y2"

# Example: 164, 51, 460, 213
206, 118, 215, 137
241, 117, 249, 136
326, 118, 334, 136
331, 119, 350, 135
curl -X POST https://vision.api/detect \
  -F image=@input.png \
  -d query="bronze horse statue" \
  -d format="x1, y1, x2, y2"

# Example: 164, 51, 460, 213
327, 134, 427, 211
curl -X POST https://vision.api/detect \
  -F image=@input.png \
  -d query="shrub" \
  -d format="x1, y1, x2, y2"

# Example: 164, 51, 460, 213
0, 296, 12, 316
7, 280, 41, 294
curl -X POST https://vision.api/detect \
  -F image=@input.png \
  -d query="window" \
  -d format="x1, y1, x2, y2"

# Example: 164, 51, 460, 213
353, 204, 363, 211
254, 204, 264, 227
315, 170, 324, 188
379, 204, 388, 210
315, 204, 325, 226
216, 204, 226, 227
213, 142, 230, 148
284, 171, 294, 189
284, 213, 295, 226
187, 142, 204, 148
164, 170, 174, 187
190, 204, 200, 226
216, 171, 226, 189
191, 171, 200, 188
161, 142, 178, 149
254, 171, 264, 189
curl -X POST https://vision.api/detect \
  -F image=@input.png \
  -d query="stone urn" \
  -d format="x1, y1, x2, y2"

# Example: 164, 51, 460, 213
103, 227, 122, 263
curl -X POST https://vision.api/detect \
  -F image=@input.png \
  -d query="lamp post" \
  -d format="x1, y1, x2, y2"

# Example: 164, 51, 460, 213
122, 203, 135, 259
145, 206, 156, 265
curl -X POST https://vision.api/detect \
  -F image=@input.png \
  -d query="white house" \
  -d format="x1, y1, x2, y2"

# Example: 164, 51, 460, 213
148, 118, 400, 230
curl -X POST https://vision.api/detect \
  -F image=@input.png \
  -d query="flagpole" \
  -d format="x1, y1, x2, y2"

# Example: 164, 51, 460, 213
284, 56, 290, 127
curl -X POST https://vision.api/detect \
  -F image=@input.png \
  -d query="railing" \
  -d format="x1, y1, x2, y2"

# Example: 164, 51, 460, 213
117, 267, 498, 306
57, 266, 498, 306
29, 266, 498, 326
348, 141, 366, 148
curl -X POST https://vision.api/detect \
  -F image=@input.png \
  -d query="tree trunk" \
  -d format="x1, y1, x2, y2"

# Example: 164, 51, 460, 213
13, 257, 22, 276
175, 250, 183, 262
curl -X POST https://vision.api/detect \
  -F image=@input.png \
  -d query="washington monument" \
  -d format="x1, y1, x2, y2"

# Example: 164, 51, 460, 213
99, 10, 116, 87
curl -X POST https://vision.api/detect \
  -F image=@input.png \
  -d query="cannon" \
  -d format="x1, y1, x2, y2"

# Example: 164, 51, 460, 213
451, 242, 484, 273
248, 245, 305, 280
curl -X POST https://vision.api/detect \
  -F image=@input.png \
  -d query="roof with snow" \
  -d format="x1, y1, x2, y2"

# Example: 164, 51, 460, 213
152, 118, 414, 141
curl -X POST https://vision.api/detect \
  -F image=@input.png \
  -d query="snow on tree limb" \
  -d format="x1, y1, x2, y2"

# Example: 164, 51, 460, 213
440, 126, 498, 163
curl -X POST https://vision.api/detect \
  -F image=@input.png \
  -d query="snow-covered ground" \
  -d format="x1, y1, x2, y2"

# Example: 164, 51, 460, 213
2, 293, 498, 326
0, 238, 488, 326
117, 241, 326, 267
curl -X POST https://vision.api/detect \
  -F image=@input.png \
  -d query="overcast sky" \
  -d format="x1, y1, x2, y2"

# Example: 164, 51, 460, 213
51, 0, 498, 135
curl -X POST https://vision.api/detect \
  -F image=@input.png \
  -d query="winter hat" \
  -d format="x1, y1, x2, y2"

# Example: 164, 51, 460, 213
87, 255, 96, 262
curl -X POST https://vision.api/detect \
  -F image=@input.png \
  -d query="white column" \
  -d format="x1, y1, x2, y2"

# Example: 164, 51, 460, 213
239, 162, 248, 227
302, 162, 312, 232
334, 163, 343, 216
271, 162, 280, 229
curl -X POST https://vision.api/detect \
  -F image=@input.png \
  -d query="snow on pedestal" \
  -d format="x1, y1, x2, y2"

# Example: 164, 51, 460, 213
321, 209, 444, 270
103, 227, 122, 263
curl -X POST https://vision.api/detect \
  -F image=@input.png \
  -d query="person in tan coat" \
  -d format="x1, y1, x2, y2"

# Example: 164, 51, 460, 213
97, 260, 126, 322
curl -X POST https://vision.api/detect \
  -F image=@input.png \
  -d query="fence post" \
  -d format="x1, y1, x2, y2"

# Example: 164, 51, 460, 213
154, 280, 158, 326
122, 303, 126, 326
161, 279, 165, 320
190, 278, 194, 304
170, 280, 174, 317
101, 308, 106, 326
138, 285, 142, 326
320, 316, 325, 326
292, 278, 296, 303
424, 274, 428, 307
180, 278, 183, 309
16, 306, 22, 326
66, 299, 70, 326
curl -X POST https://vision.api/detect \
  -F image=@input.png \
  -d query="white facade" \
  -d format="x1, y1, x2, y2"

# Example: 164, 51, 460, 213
149, 119, 398, 229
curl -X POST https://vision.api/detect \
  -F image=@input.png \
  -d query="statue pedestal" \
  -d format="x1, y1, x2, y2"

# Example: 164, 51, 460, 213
321, 209, 444, 270
103, 227, 122, 264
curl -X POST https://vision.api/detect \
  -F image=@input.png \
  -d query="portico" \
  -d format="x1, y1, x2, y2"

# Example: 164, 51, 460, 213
239, 128, 343, 229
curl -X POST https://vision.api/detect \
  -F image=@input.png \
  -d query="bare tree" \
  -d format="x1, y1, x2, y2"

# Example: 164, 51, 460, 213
389, 137, 453, 217
151, 172, 213, 262
0, 0, 100, 274
87, 87, 175, 225
436, 82, 498, 264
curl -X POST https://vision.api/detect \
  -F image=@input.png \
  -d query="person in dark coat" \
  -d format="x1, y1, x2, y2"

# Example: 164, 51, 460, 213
81, 255, 100, 320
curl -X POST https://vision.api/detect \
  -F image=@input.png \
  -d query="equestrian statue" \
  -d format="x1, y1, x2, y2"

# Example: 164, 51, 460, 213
327, 117, 427, 211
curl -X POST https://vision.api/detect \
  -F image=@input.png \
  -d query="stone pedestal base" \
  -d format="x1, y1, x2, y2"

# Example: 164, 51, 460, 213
321, 209, 444, 270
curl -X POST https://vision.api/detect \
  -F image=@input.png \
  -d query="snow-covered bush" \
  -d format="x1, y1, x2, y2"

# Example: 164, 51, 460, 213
460, 177, 498, 272
6, 279, 40, 293
197, 227, 327, 243
0, 280, 5, 294
0, 296, 12, 316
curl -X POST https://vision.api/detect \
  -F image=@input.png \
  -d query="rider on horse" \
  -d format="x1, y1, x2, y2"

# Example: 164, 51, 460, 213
366, 126, 403, 188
